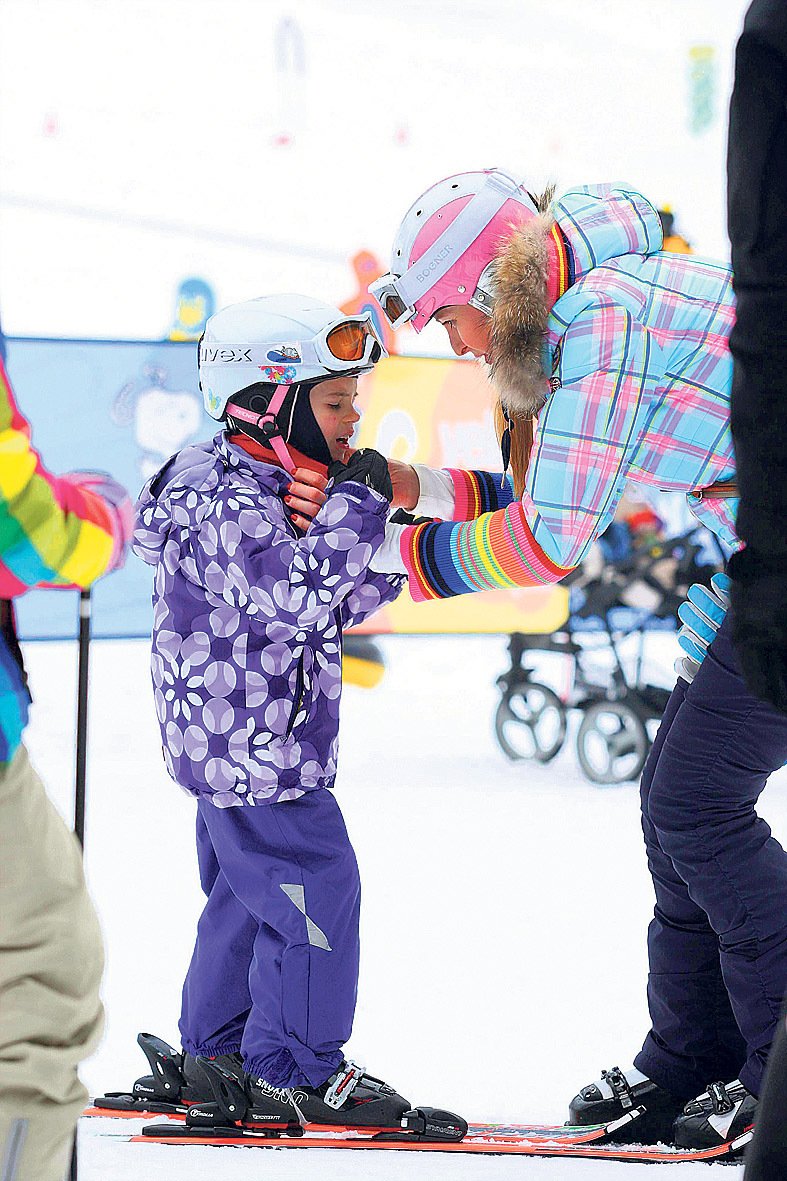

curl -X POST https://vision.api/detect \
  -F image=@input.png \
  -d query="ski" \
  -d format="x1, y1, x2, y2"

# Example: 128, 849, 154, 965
83, 1102, 624, 1143
133, 1105, 636, 1146
137, 1113, 625, 1145
127, 1117, 752, 1161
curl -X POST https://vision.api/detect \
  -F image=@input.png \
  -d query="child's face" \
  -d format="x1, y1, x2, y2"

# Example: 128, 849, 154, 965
310, 377, 361, 462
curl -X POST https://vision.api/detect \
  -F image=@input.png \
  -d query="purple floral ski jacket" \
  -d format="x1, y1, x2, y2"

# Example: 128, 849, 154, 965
133, 433, 403, 808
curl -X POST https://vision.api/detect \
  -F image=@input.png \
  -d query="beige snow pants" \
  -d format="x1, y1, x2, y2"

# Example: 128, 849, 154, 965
0, 746, 104, 1181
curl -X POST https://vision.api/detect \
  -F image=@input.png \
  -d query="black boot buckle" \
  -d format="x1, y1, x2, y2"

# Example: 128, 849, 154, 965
602, 1067, 635, 1111
708, 1081, 734, 1116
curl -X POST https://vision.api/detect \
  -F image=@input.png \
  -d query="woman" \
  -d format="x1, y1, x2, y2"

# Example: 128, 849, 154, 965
356, 169, 787, 1150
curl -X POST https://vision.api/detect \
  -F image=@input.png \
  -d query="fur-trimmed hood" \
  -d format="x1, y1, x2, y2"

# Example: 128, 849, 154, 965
488, 184, 663, 417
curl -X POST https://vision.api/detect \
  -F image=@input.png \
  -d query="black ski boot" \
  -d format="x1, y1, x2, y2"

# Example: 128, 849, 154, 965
188, 1057, 410, 1129
672, 1079, 756, 1149
569, 1065, 686, 1144
92, 1032, 242, 1115
179, 1057, 467, 1142
282, 1059, 413, 1127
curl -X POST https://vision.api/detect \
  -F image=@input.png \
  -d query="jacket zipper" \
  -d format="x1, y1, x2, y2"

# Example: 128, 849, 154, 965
284, 653, 305, 740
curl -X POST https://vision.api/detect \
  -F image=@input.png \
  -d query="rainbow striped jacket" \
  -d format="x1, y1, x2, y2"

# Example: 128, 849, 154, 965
0, 357, 127, 762
401, 184, 737, 601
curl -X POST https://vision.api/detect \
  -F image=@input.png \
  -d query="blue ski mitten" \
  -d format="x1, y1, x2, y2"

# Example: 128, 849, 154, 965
674, 572, 731, 683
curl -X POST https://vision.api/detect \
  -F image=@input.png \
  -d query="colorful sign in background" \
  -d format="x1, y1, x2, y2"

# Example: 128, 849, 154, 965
5, 338, 568, 640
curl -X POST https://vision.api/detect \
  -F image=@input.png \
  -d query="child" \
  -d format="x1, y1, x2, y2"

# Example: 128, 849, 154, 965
131, 295, 411, 1128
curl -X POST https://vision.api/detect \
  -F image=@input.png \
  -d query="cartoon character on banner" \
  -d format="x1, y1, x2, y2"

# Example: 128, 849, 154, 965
341, 250, 400, 355
169, 278, 216, 341
112, 365, 203, 480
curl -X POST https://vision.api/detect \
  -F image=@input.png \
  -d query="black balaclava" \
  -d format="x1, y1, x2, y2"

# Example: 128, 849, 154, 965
229, 381, 333, 467
287, 381, 333, 467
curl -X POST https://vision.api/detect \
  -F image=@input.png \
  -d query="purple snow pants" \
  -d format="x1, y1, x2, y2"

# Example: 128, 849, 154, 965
179, 788, 361, 1088
634, 611, 787, 1099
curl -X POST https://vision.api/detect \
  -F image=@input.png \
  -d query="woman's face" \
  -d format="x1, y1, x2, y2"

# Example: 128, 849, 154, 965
310, 376, 361, 462
434, 304, 493, 361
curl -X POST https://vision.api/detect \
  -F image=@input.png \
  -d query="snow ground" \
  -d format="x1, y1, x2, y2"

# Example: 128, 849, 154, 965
24, 630, 787, 1177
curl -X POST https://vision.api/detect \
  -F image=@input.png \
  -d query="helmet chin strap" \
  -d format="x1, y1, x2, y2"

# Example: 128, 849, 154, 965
226, 385, 297, 474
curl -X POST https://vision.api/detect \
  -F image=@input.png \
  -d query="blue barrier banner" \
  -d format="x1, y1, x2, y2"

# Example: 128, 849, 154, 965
6, 336, 210, 640
5, 337, 571, 642
6, 336, 712, 643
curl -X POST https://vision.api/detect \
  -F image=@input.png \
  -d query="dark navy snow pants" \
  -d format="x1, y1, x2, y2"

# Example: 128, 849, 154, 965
179, 789, 361, 1088
634, 612, 787, 1099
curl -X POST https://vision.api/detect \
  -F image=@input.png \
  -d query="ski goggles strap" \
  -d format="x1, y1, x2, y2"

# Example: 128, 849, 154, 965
226, 386, 296, 474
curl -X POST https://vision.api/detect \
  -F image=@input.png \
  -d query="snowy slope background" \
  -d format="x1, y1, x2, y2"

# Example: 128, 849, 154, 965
1, 0, 750, 345
1, 0, 771, 1176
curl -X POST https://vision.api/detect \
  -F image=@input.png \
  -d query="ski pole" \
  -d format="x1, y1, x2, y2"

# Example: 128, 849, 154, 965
70, 587, 92, 1181
74, 588, 92, 848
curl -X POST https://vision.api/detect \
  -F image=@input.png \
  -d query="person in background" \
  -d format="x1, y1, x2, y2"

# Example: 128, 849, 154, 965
726, 3, 787, 1178
0, 354, 132, 1181
657, 207, 693, 254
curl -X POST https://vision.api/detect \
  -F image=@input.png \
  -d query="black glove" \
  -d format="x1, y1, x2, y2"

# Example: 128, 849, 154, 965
729, 546, 787, 714
389, 508, 435, 526
329, 448, 393, 503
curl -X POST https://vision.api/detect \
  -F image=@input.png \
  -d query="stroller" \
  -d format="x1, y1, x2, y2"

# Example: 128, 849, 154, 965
494, 524, 723, 785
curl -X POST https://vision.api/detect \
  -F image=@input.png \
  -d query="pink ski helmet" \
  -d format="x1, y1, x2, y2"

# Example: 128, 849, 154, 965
370, 169, 542, 334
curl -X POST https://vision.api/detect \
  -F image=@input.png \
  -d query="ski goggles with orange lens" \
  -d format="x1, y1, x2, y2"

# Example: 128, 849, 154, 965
269, 311, 386, 372
324, 318, 382, 363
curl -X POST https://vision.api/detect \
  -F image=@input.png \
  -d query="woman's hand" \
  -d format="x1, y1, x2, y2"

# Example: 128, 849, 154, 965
388, 460, 420, 511
286, 467, 328, 530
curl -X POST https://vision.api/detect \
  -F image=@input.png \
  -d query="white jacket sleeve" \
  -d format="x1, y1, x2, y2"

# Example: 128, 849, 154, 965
369, 466, 456, 575
411, 465, 456, 520
369, 522, 408, 574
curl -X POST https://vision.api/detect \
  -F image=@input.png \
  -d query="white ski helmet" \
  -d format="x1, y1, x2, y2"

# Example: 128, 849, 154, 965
198, 294, 387, 421
370, 169, 540, 333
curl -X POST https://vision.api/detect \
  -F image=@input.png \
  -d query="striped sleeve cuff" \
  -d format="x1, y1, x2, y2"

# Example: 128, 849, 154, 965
401, 501, 574, 602
447, 469, 516, 520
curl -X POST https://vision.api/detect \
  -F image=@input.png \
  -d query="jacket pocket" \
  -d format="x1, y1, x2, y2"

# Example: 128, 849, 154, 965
284, 653, 306, 740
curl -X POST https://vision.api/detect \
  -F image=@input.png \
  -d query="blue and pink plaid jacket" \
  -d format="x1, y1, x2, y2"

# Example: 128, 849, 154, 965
401, 185, 738, 601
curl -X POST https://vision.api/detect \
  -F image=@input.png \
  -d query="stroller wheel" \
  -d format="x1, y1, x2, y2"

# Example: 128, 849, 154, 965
576, 700, 650, 785
494, 682, 567, 763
